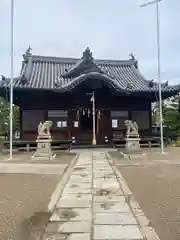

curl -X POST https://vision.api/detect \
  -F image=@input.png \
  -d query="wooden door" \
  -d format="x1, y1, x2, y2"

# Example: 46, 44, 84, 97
97, 110, 112, 145
70, 109, 92, 145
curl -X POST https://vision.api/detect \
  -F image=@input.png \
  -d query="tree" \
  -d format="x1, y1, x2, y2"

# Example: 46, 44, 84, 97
152, 95, 180, 137
0, 97, 20, 136
162, 94, 180, 137
151, 101, 166, 125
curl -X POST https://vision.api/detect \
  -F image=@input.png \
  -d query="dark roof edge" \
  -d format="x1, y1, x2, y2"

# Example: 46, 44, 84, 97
54, 72, 130, 93
58, 72, 180, 93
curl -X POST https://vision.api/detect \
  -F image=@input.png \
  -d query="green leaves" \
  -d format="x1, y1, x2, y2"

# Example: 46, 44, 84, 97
0, 97, 20, 135
153, 94, 180, 136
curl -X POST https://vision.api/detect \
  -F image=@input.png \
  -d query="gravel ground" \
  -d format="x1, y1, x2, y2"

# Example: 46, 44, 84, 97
0, 174, 63, 240
142, 147, 180, 161
109, 147, 180, 163
119, 165, 180, 240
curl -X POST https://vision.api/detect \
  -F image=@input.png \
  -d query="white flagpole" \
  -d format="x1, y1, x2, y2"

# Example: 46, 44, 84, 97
140, 0, 164, 154
9, 0, 14, 160
92, 92, 96, 145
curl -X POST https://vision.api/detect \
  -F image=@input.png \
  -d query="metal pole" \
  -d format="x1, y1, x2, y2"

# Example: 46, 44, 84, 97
140, 0, 164, 154
156, 2, 164, 154
9, 0, 14, 160
92, 92, 96, 145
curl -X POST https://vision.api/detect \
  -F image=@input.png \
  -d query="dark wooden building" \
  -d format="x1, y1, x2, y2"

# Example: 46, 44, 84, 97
0, 47, 179, 146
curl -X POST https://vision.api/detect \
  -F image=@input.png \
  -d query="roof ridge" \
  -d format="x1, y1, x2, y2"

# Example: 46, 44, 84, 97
97, 59, 133, 66
29, 54, 133, 66
30, 55, 79, 63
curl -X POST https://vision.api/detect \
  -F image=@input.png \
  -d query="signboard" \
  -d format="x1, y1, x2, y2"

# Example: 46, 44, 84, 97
112, 119, 118, 128
62, 121, 67, 127
57, 121, 62, 128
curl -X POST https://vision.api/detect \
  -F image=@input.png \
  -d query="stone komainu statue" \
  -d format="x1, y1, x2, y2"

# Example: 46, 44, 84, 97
124, 120, 139, 137
38, 121, 53, 137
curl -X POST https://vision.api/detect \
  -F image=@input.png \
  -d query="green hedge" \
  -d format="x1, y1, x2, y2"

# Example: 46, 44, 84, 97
175, 141, 180, 146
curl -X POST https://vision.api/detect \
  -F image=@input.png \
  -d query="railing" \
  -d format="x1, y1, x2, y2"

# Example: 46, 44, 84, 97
2, 139, 72, 152
112, 135, 168, 148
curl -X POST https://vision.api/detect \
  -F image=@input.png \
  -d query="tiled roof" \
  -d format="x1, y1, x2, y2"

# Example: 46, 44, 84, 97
1, 47, 179, 95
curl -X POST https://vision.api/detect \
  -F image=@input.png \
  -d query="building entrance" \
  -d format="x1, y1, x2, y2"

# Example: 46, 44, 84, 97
80, 111, 93, 131
71, 108, 112, 146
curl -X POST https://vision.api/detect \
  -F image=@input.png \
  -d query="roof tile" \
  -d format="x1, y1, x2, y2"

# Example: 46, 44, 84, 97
0, 48, 179, 96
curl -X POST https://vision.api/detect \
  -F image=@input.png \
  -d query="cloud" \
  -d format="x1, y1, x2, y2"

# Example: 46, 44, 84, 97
0, 0, 179, 84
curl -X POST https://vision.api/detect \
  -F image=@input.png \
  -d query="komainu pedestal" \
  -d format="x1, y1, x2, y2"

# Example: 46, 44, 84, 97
124, 120, 142, 154
125, 137, 141, 154
32, 121, 56, 160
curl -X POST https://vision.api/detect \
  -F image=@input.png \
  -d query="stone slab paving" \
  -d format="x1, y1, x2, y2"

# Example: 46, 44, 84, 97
42, 151, 160, 240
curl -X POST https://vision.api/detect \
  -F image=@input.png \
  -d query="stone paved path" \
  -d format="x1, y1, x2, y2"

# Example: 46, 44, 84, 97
42, 151, 158, 240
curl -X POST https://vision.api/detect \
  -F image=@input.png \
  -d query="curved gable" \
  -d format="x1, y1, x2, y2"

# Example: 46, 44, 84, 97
62, 47, 104, 78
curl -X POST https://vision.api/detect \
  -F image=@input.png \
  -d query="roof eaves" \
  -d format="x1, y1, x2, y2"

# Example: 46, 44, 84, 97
0, 75, 25, 88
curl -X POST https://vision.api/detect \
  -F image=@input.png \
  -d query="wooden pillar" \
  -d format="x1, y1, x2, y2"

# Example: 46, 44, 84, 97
44, 109, 48, 121
128, 110, 132, 120
20, 108, 23, 139
70, 109, 80, 144
67, 109, 72, 140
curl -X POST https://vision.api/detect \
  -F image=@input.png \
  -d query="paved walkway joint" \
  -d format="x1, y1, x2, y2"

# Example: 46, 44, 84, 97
42, 151, 160, 240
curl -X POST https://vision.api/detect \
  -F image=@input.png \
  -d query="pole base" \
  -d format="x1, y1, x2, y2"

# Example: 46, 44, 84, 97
92, 138, 97, 145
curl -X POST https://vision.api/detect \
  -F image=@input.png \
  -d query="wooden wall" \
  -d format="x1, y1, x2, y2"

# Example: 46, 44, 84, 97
21, 109, 70, 140
16, 88, 152, 142
20, 109, 152, 142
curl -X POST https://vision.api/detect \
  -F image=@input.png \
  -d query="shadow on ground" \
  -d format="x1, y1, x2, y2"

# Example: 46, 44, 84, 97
14, 211, 51, 240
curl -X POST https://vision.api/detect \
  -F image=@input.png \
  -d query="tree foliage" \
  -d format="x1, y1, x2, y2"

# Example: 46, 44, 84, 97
163, 95, 180, 136
153, 94, 180, 137
0, 97, 20, 135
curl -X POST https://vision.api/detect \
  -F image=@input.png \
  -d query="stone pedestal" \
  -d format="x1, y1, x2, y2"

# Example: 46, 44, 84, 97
124, 137, 142, 154
32, 137, 56, 160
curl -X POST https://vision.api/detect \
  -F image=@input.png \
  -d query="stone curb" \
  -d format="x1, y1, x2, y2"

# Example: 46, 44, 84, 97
47, 154, 78, 212
106, 152, 161, 240
106, 153, 132, 196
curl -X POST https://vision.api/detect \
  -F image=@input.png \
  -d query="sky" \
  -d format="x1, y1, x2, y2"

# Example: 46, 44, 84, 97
0, 0, 179, 84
